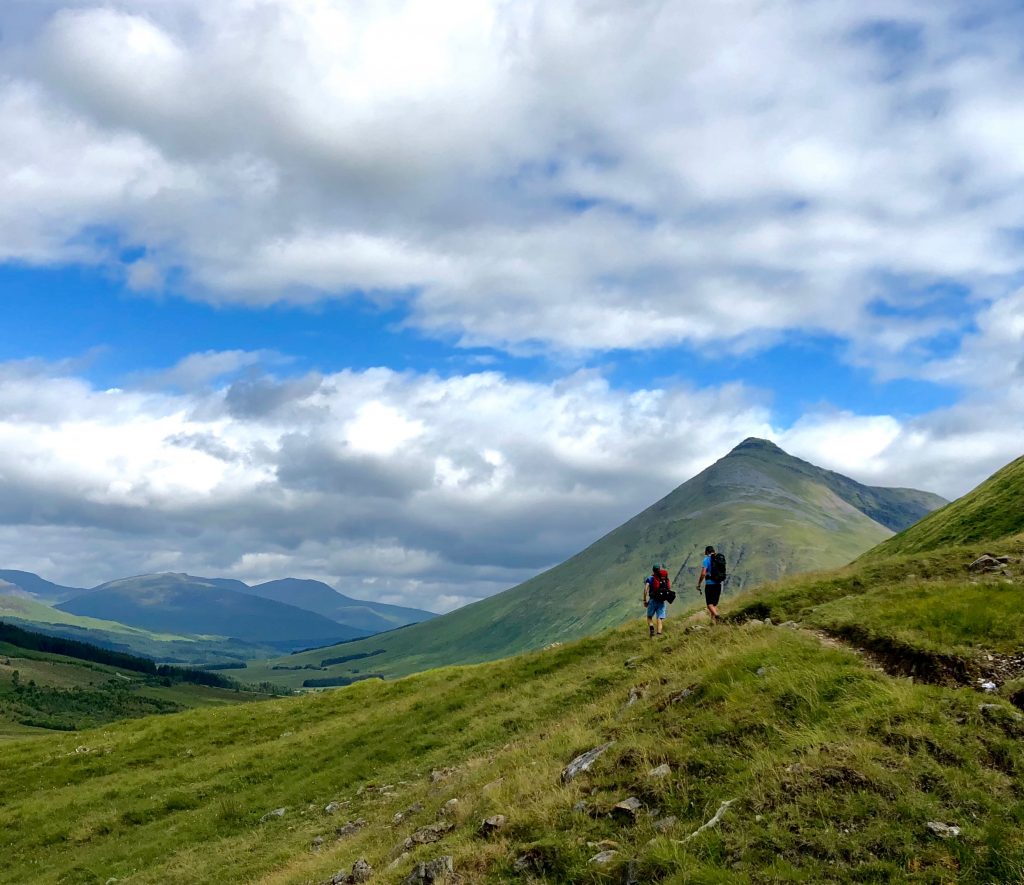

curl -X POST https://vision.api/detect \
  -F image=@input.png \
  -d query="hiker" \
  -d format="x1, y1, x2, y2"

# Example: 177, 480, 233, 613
643, 563, 672, 637
697, 545, 726, 623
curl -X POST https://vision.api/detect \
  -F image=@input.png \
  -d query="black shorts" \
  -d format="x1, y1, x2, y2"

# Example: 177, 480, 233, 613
704, 582, 722, 606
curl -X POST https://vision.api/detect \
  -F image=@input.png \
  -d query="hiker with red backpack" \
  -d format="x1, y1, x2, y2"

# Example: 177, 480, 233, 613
643, 563, 674, 637
697, 545, 727, 623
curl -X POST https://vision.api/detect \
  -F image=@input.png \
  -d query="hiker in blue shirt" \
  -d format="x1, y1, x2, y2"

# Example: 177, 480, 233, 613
696, 545, 725, 623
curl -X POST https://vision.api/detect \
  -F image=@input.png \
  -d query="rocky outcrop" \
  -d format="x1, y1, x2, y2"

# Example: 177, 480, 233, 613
401, 855, 453, 884
401, 822, 453, 851
611, 797, 642, 823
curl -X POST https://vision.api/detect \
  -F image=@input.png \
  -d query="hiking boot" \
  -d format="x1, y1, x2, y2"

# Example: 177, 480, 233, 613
648, 625, 655, 638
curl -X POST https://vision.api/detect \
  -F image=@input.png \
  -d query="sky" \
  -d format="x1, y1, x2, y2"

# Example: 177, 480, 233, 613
1, 0, 1023, 612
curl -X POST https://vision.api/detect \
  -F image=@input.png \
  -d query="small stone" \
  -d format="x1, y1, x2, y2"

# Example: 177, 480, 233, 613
479, 814, 507, 835
969, 555, 1004, 573
756, 667, 768, 677
755, 814, 764, 822
980, 680, 998, 692
669, 686, 695, 703
626, 685, 645, 706
763, 618, 773, 626
561, 742, 615, 783
311, 836, 325, 849
589, 850, 618, 864
611, 796, 643, 822
780, 621, 799, 629
690, 624, 708, 632
624, 656, 642, 668
653, 815, 677, 833
402, 855, 454, 884
926, 821, 961, 838
572, 801, 588, 813
349, 859, 373, 883
429, 768, 455, 783
260, 807, 286, 822
648, 763, 672, 779
325, 802, 341, 815
336, 818, 368, 838
439, 798, 459, 817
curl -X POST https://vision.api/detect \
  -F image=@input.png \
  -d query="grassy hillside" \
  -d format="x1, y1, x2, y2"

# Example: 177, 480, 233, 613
0, 594, 288, 665
0, 570, 85, 603
2, 525, 1022, 883
59, 573, 368, 650
249, 438, 944, 685
865, 453, 1024, 559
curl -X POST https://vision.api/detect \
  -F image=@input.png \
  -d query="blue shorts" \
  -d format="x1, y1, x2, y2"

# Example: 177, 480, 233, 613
646, 598, 667, 620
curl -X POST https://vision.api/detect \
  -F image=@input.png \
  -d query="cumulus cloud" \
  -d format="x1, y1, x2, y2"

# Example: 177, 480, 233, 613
0, 355, 1020, 611
2, 0, 1024, 369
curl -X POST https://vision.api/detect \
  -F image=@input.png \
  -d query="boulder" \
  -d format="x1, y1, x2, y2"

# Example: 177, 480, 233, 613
611, 796, 643, 823
402, 822, 454, 851
402, 855, 454, 884
926, 821, 961, 838
969, 555, 1004, 573
324, 802, 341, 815
439, 798, 459, 818
349, 860, 373, 883
479, 814, 507, 836
560, 742, 615, 783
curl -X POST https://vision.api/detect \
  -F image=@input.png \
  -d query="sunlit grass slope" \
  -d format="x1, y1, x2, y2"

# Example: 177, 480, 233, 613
865, 452, 1024, 559
4, 527, 1023, 883
248, 439, 943, 687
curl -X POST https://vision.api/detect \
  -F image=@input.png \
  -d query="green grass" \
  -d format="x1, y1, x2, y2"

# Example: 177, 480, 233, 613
2, 534, 1023, 883
866, 453, 1024, 558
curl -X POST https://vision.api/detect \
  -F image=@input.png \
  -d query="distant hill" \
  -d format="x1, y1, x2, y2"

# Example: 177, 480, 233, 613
0, 570, 85, 604
58, 573, 368, 651
864, 452, 1024, 558
242, 578, 435, 632
250, 438, 945, 683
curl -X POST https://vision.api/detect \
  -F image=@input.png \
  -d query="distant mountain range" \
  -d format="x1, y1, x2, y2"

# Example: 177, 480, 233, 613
0, 570, 435, 661
252, 438, 946, 683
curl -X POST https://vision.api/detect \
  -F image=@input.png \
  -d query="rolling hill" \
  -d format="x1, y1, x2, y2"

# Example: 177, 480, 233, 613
1, 452, 1019, 884
242, 578, 435, 632
0, 570, 85, 604
248, 438, 945, 684
58, 573, 368, 651
864, 451, 1024, 559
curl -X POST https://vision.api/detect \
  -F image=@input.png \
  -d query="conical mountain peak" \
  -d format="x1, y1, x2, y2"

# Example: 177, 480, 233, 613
726, 437, 787, 457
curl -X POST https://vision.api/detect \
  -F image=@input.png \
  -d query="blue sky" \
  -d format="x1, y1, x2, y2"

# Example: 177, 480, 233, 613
0, 1, 1022, 610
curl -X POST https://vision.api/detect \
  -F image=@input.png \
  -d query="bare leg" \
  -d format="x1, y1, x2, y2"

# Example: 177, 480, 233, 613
707, 604, 719, 623
647, 616, 655, 637
656, 617, 665, 635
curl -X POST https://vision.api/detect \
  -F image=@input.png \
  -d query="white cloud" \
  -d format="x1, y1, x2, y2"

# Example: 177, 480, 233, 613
2, 0, 1024, 370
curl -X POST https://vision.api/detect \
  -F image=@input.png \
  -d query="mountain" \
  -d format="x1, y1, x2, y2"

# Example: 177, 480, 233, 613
248, 438, 945, 683
864, 452, 1024, 558
242, 578, 435, 632
3, 453, 1019, 883
57, 573, 368, 651
0, 570, 85, 604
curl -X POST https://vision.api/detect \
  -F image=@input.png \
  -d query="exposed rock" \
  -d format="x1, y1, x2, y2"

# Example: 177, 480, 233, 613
401, 855, 454, 884
669, 686, 695, 704
513, 849, 544, 874
756, 667, 769, 677
589, 850, 618, 864
624, 656, 642, 668
336, 818, 368, 839
611, 796, 643, 823
969, 555, 1005, 573
572, 801, 588, 813
926, 821, 961, 838
402, 822, 454, 851
388, 853, 409, 871
780, 621, 799, 629
560, 742, 615, 783
439, 798, 459, 818
678, 798, 736, 842
393, 802, 424, 825
689, 624, 709, 633
626, 685, 646, 707
429, 768, 455, 783
763, 618, 773, 626
325, 802, 341, 815
648, 763, 672, 779
260, 807, 286, 822
349, 859, 373, 883
654, 815, 678, 833
311, 836, 325, 850
481, 777, 504, 794
480, 814, 507, 836
586, 839, 619, 850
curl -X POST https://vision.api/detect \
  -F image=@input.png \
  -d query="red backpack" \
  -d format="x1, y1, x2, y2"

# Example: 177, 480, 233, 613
651, 568, 672, 602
